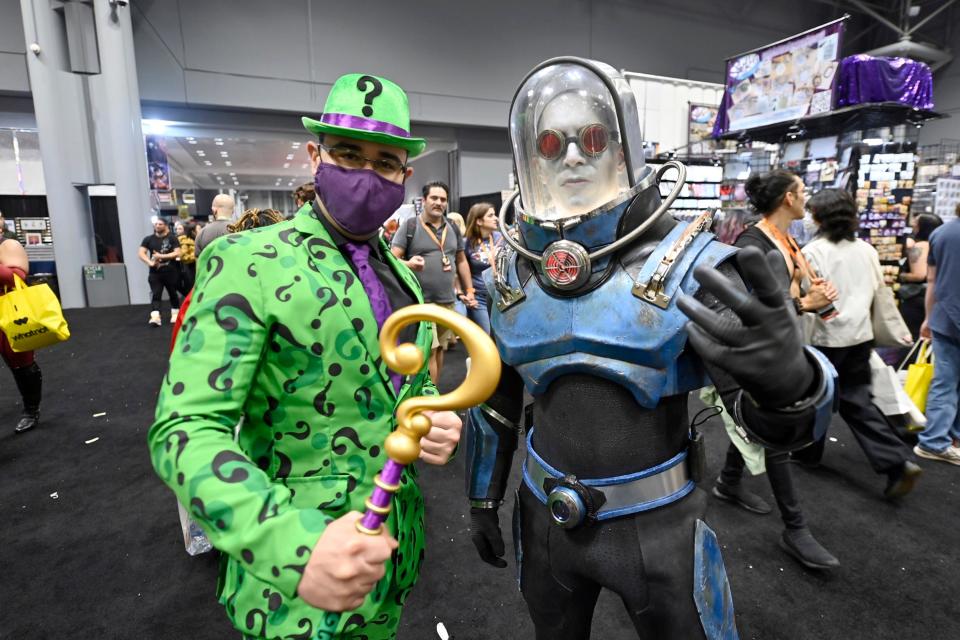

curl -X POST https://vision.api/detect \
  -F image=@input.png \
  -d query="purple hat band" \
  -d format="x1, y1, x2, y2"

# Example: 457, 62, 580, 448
320, 113, 411, 139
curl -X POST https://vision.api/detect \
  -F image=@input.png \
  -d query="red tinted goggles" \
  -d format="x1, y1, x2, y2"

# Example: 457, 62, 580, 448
536, 123, 614, 160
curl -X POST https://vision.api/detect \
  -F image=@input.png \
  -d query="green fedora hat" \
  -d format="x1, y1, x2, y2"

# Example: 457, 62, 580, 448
302, 73, 426, 157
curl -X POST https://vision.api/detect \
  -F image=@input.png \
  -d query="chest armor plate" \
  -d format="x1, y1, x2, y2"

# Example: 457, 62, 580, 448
487, 224, 737, 408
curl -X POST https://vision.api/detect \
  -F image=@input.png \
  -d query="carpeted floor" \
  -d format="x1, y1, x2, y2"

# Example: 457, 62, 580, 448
0, 304, 956, 639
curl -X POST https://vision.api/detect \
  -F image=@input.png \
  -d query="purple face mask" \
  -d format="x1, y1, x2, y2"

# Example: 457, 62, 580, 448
314, 162, 405, 237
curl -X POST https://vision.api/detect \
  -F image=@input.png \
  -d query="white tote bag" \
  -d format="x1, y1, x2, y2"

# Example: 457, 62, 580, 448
869, 350, 926, 427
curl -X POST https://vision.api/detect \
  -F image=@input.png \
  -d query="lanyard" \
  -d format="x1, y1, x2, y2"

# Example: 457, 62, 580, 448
482, 235, 498, 277
757, 219, 819, 281
419, 217, 450, 266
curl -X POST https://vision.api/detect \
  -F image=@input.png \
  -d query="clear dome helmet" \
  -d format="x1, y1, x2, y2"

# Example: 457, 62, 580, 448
497, 58, 685, 295
509, 58, 649, 223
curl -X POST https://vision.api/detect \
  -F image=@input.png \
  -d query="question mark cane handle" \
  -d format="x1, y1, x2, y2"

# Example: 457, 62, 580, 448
356, 304, 502, 535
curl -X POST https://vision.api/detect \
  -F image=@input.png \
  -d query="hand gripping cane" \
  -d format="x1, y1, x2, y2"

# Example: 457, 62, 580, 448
356, 303, 501, 535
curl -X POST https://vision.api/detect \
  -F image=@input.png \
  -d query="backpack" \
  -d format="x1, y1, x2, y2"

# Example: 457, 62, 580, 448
402, 216, 459, 259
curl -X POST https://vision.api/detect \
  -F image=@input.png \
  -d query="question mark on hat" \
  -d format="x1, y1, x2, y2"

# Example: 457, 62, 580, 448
356, 75, 384, 117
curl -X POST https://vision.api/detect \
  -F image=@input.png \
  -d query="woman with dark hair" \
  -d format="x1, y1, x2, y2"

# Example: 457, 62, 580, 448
711, 170, 840, 570
462, 202, 500, 333
899, 213, 943, 342
176, 221, 198, 296
801, 188, 920, 498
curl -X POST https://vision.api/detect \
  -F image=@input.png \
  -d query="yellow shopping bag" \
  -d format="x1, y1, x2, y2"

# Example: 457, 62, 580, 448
903, 340, 934, 414
0, 275, 70, 352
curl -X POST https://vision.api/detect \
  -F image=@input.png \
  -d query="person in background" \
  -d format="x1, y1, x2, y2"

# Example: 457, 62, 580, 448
391, 181, 476, 383
227, 208, 286, 233
446, 212, 465, 236
916, 207, 960, 465
712, 170, 839, 570
195, 194, 235, 255
170, 210, 285, 350
138, 218, 181, 327
899, 214, 943, 346
292, 181, 316, 218
0, 233, 42, 433
445, 212, 468, 326
175, 221, 197, 296
802, 189, 920, 498
462, 202, 500, 334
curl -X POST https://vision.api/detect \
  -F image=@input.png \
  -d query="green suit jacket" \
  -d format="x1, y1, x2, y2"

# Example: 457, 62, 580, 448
149, 208, 436, 639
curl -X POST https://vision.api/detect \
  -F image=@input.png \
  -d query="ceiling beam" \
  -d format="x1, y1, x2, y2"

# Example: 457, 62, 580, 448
907, 0, 958, 35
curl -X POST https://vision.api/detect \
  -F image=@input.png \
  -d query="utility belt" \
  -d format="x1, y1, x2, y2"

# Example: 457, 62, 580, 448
521, 428, 702, 529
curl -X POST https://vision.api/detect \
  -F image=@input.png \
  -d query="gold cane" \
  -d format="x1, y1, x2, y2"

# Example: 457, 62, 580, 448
356, 303, 501, 534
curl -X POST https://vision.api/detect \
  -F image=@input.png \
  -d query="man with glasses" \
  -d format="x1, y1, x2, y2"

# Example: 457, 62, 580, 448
149, 73, 461, 640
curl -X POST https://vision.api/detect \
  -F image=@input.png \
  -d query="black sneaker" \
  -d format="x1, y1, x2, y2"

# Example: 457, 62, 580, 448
884, 461, 922, 500
780, 528, 840, 570
14, 412, 38, 434
711, 479, 772, 515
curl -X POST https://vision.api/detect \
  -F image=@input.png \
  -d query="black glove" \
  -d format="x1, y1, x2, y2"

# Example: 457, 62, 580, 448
470, 507, 507, 568
676, 247, 815, 408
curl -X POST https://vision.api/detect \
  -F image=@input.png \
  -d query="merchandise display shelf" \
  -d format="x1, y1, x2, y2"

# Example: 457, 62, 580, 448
853, 144, 917, 285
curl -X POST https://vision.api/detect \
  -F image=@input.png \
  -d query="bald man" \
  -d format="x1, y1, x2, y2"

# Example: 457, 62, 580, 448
195, 194, 236, 255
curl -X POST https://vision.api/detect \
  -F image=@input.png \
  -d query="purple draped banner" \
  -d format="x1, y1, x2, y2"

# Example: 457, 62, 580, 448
834, 55, 934, 110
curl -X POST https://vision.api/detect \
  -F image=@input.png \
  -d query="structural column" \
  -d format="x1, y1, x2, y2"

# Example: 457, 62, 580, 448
20, 0, 152, 308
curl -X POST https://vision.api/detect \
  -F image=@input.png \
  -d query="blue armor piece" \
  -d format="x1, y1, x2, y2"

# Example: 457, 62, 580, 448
487, 222, 738, 408
465, 405, 509, 500
806, 346, 840, 441
693, 519, 739, 640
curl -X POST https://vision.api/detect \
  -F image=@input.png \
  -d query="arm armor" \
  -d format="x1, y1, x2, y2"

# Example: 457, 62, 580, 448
465, 403, 520, 504
732, 346, 838, 452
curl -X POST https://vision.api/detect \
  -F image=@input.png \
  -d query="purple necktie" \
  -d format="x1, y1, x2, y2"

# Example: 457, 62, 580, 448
341, 241, 402, 394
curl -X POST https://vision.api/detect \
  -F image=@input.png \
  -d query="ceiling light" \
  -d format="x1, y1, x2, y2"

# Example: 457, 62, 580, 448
203, 160, 212, 166
229, 172, 236, 176
196, 150, 205, 156
863, 137, 884, 146
220, 151, 229, 157
291, 142, 300, 148
285, 154, 294, 160
141, 119, 173, 135
301, 163, 308, 169
283, 163, 290, 169
224, 161, 232, 166
188, 140, 197, 144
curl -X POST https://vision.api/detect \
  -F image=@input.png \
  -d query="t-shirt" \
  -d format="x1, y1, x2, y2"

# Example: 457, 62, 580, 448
391, 215, 463, 304
140, 233, 180, 271
195, 219, 232, 256
465, 232, 502, 302
927, 219, 960, 341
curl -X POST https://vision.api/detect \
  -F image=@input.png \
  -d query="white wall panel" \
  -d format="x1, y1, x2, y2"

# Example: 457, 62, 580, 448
625, 72, 724, 153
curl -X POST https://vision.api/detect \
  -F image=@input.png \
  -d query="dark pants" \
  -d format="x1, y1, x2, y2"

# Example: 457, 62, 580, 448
798, 341, 911, 474
149, 267, 181, 312
720, 444, 805, 529
517, 483, 710, 640
177, 262, 196, 297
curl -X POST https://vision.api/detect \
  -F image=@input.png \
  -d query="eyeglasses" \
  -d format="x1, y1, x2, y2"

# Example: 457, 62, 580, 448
536, 124, 615, 160
319, 144, 406, 177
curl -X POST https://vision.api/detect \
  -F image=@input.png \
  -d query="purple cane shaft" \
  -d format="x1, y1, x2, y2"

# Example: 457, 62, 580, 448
359, 459, 405, 531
